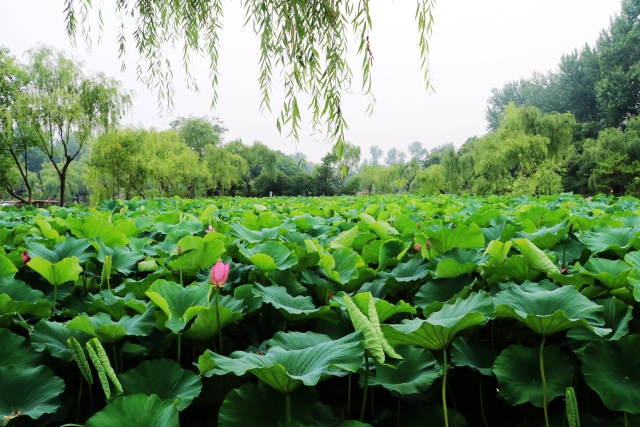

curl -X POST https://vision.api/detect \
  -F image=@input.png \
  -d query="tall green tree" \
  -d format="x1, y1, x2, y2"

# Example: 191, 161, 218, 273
19, 47, 131, 206
63, 0, 435, 155
226, 140, 277, 196
203, 145, 247, 196
169, 116, 226, 159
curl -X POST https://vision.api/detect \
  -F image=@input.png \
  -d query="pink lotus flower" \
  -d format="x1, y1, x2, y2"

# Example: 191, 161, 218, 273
425, 240, 432, 251
414, 243, 422, 252
210, 261, 230, 288
205, 225, 214, 234
587, 196, 592, 203
21, 252, 30, 265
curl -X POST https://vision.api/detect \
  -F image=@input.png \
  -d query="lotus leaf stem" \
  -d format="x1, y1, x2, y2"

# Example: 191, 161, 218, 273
75, 377, 83, 422
624, 412, 628, 427
53, 286, 58, 308
442, 349, 449, 427
480, 379, 488, 427
540, 336, 549, 427
347, 373, 352, 416
360, 349, 369, 422
286, 393, 292, 422
177, 331, 182, 365
215, 288, 222, 354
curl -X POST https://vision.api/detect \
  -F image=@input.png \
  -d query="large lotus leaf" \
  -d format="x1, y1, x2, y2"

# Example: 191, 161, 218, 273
369, 220, 399, 240
343, 294, 401, 364
0, 329, 43, 368
494, 282, 608, 336
512, 238, 558, 275
550, 238, 586, 266
97, 240, 145, 276
319, 249, 362, 285
199, 331, 364, 393
30, 319, 93, 362
340, 292, 416, 323
184, 296, 244, 341
24, 237, 93, 264
580, 226, 638, 258
576, 258, 631, 289
230, 222, 280, 243
0, 283, 52, 319
67, 311, 155, 344
240, 241, 298, 272
382, 291, 493, 351
119, 359, 202, 411
27, 256, 82, 287
433, 249, 486, 279
451, 336, 496, 376
262, 331, 332, 351
483, 240, 512, 267
218, 382, 323, 427
67, 216, 129, 247
32, 216, 61, 240
145, 280, 210, 334
580, 335, 640, 414
516, 222, 571, 250
0, 365, 65, 425
168, 239, 225, 272
84, 394, 179, 427
254, 284, 336, 322
499, 255, 543, 282
361, 240, 382, 265
567, 297, 632, 342
386, 258, 430, 283
86, 290, 133, 319
329, 226, 358, 250
369, 345, 442, 395
0, 254, 18, 279
413, 277, 472, 311
426, 223, 485, 256
493, 344, 573, 407
378, 239, 410, 269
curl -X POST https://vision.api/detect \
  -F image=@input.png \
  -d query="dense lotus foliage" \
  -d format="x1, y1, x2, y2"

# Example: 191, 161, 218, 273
1, 193, 640, 426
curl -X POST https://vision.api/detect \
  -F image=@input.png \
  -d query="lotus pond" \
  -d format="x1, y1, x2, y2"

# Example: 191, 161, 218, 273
1, 194, 640, 427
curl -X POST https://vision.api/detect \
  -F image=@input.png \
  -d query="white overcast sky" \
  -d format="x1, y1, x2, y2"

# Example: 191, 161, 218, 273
0, 1, 622, 162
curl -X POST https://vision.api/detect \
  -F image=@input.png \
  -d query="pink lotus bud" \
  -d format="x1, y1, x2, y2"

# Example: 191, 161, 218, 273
425, 240, 432, 251
205, 225, 214, 234
210, 261, 230, 288
22, 252, 30, 265
177, 246, 183, 256
587, 196, 592, 203
414, 243, 422, 252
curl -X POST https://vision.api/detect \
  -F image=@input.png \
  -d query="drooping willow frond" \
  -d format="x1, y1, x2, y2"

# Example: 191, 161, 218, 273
63, 0, 435, 155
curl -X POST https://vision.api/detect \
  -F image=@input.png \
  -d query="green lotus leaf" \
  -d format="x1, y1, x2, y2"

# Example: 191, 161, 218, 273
493, 344, 573, 407
451, 336, 496, 376
27, 256, 82, 287
329, 226, 358, 250
241, 241, 297, 272
86, 290, 129, 320
378, 239, 409, 269
369, 220, 399, 240
218, 382, 322, 427
0, 281, 52, 319
319, 249, 362, 286
24, 237, 93, 264
414, 278, 472, 311
97, 240, 145, 276
199, 331, 364, 393
0, 329, 43, 368
493, 282, 608, 336
567, 297, 632, 342
580, 226, 639, 258
361, 240, 382, 265
434, 249, 485, 279
67, 311, 155, 344
512, 238, 558, 275
341, 291, 416, 323
550, 238, 586, 266
576, 258, 631, 289
516, 222, 571, 250
352, 232, 377, 252
0, 254, 18, 279
426, 223, 485, 256
254, 284, 336, 322
343, 294, 401, 363
368, 345, 442, 395
386, 258, 430, 283
67, 216, 129, 247
83, 394, 179, 427
184, 295, 244, 341
30, 319, 93, 362
32, 215, 61, 240
168, 239, 225, 272
580, 335, 640, 414
145, 280, 210, 334
0, 365, 65, 426
119, 359, 202, 411
263, 331, 332, 351
230, 222, 280, 243
382, 291, 493, 351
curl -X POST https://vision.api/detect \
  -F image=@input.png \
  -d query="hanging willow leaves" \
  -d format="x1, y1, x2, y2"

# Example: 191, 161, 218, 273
86, 338, 122, 399
62, 0, 435, 155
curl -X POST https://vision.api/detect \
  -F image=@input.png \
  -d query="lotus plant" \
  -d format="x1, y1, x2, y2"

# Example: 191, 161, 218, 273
211, 261, 230, 352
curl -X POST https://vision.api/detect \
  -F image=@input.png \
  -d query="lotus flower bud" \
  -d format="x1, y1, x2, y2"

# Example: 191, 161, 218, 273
177, 246, 183, 256
414, 243, 422, 252
425, 240, 432, 251
21, 252, 30, 265
210, 261, 230, 288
